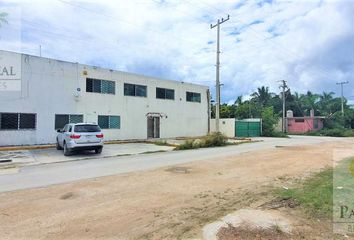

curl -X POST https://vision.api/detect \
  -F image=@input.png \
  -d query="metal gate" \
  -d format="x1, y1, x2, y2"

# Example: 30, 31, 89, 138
147, 116, 160, 138
235, 120, 261, 137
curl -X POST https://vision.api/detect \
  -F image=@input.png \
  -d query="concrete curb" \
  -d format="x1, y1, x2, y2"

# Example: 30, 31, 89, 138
0, 140, 177, 152
0, 145, 55, 151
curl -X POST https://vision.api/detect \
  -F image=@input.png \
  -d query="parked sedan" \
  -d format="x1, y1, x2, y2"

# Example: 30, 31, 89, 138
56, 123, 104, 156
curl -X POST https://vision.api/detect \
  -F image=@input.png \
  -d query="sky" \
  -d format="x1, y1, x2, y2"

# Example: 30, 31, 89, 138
1, 0, 353, 105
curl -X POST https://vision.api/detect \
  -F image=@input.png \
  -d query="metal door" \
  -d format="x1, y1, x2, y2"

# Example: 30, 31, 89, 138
235, 121, 261, 137
235, 121, 249, 137
147, 117, 160, 138
248, 122, 260, 137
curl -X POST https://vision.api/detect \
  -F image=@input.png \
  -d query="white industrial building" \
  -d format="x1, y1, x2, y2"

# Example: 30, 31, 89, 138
0, 50, 209, 146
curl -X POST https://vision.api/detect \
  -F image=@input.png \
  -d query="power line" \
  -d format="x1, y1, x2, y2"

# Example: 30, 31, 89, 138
14, 18, 216, 81
193, 0, 340, 84
57, 0, 204, 48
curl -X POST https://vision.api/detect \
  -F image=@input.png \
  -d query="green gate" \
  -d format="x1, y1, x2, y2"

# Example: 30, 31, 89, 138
235, 119, 261, 137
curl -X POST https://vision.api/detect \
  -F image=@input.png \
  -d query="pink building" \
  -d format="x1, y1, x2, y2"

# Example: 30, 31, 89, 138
286, 117, 324, 134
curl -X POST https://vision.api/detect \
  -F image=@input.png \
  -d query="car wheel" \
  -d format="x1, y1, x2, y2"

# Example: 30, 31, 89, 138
95, 147, 102, 154
63, 142, 71, 156
56, 139, 63, 150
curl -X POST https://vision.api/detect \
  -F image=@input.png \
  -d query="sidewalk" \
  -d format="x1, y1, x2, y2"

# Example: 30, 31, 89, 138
0, 143, 174, 169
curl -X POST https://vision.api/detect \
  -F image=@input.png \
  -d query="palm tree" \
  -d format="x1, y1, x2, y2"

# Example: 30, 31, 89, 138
251, 86, 273, 107
300, 91, 320, 115
320, 91, 334, 101
235, 95, 243, 106
0, 12, 8, 27
319, 91, 334, 115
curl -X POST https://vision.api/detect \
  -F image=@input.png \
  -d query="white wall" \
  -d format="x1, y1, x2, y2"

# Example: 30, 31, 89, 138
210, 118, 235, 138
0, 51, 209, 146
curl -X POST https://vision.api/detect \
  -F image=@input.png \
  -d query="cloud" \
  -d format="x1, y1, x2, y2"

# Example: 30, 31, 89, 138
0, 0, 353, 104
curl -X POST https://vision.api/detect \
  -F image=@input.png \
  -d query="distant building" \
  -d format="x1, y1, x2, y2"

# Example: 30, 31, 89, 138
0, 50, 209, 146
285, 110, 324, 134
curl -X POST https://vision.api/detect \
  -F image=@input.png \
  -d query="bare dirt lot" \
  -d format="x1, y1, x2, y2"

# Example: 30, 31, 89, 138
1, 138, 354, 240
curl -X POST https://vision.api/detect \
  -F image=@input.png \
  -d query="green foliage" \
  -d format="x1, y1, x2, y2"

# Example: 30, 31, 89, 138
175, 140, 194, 150
277, 168, 333, 218
211, 85, 353, 136
250, 86, 274, 107
261, 107, 279, 137
306, 128, 354, 137
175, 132, 227, 150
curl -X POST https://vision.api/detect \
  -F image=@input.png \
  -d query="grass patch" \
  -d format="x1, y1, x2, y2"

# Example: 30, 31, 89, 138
175, 132, 227, 150
277, 168, 333, 219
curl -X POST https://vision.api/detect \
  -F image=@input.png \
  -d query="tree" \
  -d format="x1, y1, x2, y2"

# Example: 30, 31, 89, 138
318, 91, 335, 115
235, 95, 243, 106
251, 86, 273, 107
0, 12, 8, 27
261, 106, 279, 136
301, 91, 320, 115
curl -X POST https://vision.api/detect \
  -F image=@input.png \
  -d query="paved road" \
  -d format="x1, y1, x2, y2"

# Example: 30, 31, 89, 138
0, 136, 344, 192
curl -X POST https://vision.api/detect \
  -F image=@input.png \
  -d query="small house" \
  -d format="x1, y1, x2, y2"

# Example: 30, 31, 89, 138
286, 110, 324, 134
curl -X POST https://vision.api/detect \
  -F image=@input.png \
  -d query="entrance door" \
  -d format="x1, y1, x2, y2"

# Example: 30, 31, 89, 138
147, 117, 160, 138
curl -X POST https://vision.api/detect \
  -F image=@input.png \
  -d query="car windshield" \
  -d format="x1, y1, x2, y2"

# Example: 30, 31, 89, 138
74, 125, 101, 132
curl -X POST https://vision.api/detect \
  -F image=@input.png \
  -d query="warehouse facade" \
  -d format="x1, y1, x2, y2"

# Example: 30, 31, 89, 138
0, 50, 209, 146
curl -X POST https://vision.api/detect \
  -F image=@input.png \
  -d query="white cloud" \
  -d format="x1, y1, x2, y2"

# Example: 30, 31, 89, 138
0, 0, 353, 103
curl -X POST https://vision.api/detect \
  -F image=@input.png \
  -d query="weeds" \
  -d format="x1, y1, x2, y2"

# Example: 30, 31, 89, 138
153, 140, 169, 146
175, 132, 227, 150
276, 168, 333, 218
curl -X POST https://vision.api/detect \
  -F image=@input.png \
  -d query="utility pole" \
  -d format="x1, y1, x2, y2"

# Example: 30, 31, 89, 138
210, 15, 229, 132
336, 81, 349, 117
279, 80, 288, 132
39, 45, 42, 57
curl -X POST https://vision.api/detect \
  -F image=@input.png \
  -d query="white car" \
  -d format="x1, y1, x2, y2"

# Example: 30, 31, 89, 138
56, 123, 104, 156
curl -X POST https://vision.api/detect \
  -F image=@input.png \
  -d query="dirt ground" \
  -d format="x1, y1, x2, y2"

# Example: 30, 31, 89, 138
0, 139, 354, 240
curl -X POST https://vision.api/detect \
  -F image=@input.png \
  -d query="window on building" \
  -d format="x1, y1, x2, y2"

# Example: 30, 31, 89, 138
186, 91, 201, 103
156, 87, 175, 100
0, 113, 36, 130
295, 119, 305, 123
98, 115, 120, 129
55, 114, 83, 129
86, 78, 115, 94
124, 83, 147, 97
19, 113, 36, 129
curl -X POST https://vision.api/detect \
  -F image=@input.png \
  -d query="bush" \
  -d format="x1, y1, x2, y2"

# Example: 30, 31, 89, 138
175, 140, 194, 150
261, 106, 279, 137
175, 132, 227, 150
268, 131, 289, 138
306, 128, 354, 137
204, 132, 227, 147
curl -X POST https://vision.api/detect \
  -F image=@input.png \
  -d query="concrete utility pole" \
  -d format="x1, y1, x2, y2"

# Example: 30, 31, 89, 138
279, 80, 288, 132
336, 81, 349, 117
210, 15, 229, 132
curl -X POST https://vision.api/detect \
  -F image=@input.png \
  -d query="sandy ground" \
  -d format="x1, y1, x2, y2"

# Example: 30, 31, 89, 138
0, 138, 354, 240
